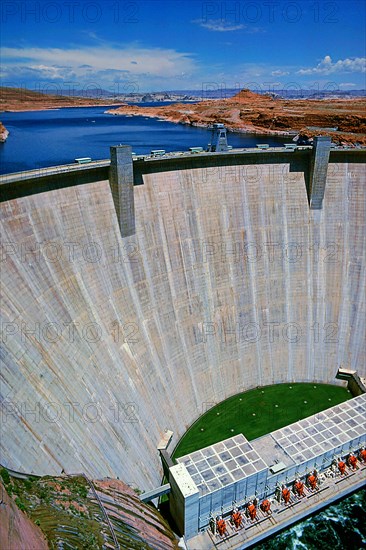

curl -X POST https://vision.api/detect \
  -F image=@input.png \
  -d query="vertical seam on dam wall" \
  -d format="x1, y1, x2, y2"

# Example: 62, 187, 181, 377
309, 137, 332, 209
109, 145, 136, 238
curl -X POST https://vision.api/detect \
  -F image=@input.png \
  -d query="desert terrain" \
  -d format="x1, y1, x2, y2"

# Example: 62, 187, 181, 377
107, 88, 366, 145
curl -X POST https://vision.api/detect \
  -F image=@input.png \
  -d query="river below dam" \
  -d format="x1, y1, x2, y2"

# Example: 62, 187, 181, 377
257, 489, 365, 550
0, 103, 293, 175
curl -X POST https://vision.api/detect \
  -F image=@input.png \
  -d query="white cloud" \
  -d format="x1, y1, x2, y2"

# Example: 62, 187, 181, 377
28, 65, 66, 80
339, 82, 356, 88
271, 70, 290, 76
298, 55, 366, 75
192, 19, 262, 32
1, 45, 198, 85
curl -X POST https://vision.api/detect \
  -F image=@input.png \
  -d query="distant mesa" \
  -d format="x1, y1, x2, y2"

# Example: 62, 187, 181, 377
228, 88, 271, 103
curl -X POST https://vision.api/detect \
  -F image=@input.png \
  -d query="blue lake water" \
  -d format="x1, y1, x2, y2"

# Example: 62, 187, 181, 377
0, 104, 293, 174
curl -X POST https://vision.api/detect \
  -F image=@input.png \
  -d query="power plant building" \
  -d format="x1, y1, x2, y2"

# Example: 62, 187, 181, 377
170, 394, 366, 538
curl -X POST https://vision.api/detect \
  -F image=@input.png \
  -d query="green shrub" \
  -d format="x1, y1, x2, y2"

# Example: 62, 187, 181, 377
0, 468, 10, 485
38, 486, 49, 500
78, 485, 88, 498
23, 479, 33, 491
80, 532, 98, 549
11, 485, 20, 496
15, 497, 27, 512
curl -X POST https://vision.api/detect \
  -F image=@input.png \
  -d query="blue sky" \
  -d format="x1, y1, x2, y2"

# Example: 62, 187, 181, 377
1, 0, 365, 93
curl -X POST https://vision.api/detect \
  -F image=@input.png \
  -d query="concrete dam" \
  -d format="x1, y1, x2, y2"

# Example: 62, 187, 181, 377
0, 143, 365, 535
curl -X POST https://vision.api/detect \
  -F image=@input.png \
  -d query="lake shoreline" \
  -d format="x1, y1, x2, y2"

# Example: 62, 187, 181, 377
107, 108, 297, 138
1, 103, 126, 114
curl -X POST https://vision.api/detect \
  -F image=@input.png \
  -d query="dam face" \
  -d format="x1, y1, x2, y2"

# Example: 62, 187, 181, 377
0, 150, 365, 492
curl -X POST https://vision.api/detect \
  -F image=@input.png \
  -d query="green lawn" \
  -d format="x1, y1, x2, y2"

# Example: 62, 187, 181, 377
172, 383, 352, 459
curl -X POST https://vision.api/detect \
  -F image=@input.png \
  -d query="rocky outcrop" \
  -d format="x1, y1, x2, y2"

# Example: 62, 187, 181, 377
95, 478, 178, 549
0, 122, 9, 142
0, 472, 177, 550
0, 481, 48, 550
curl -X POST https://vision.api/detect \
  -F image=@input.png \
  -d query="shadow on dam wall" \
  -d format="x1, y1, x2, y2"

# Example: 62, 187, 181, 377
0, 150, 365, 491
